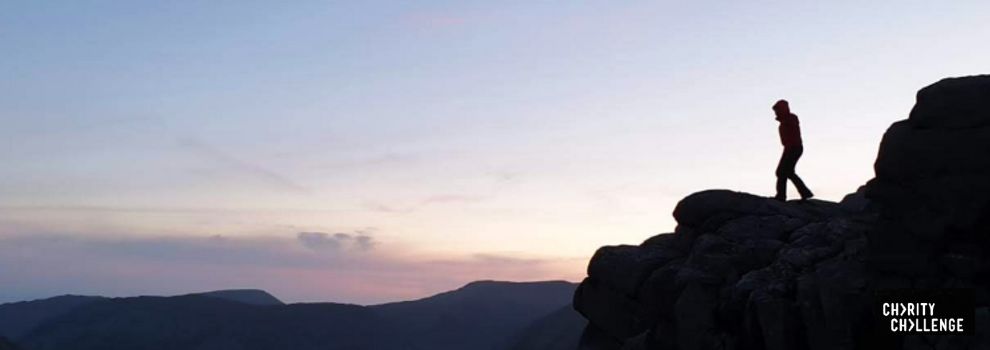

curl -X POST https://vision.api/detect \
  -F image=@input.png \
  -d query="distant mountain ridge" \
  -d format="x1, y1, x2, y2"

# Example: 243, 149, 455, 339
0, 295, 105, 340
508, 305, 586, 350
21, 295, 400, 350
0, 281, 580, 350
0, 289, 281, 341
372, 280, 579, 350
184, 289, 284, 306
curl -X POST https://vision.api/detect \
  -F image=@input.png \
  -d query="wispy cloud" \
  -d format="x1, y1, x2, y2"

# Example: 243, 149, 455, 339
297, 231, 375, 252
315, 152, 419, 171
364, 194, 489, 214
177, 137, 310, 194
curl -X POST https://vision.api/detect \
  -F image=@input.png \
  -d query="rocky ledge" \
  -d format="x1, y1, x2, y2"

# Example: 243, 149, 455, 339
573, 75, 990, 350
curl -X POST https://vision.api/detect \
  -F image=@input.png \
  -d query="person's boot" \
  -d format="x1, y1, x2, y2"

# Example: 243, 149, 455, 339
773, 194, 787, 202
799, 189, 814, 201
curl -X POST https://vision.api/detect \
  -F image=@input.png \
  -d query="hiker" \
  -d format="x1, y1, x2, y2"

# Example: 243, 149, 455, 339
773, 99, 814, 201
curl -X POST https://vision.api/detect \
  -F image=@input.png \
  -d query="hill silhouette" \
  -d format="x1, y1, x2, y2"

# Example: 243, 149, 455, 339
0, 295, 105, 340
0, 281, 576, 350
185, 289, 284, 306
508, 305, 586, 350
20, 295, 403, 350
372, 280, 577, 350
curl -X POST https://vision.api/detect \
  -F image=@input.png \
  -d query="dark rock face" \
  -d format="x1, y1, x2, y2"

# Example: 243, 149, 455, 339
574, 75, 990, 350
575, 191, 872, 350
869, 76, 990, 293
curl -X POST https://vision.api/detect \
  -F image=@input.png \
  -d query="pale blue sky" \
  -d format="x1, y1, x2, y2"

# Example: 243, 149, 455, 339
1, 1, 988, 303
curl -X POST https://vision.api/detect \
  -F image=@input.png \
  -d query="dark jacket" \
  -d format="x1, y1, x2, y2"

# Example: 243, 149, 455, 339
777, 113, 802, 147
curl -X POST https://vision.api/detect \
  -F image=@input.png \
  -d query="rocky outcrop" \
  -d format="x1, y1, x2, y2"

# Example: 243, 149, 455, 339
868, 75, 990, 291
574, 75, 990, 350
575, 192, 875, 350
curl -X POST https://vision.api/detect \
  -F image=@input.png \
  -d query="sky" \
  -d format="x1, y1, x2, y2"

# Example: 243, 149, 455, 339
1, 1, 989, 304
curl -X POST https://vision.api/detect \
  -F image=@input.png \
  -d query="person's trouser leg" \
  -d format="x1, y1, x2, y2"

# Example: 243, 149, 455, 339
775, 149, 793, 200
789, 172, 813, 199
787, 146, 813, 199
775, 175, 787, 200
776, 146, 811, 200
776, 146, 813, 200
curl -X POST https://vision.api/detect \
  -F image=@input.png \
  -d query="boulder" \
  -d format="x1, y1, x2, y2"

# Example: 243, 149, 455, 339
574, 277, 649, 339
868, 75, 990, 296
588, 244, 685, 297
909, 75, 990, 129
576, 191, 851, 350
673, 190, 808, 228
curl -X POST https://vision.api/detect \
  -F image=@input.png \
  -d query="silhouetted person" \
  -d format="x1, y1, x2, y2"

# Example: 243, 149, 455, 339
773, 99, 814, 201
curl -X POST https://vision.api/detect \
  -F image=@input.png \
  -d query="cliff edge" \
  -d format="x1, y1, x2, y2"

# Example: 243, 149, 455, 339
573, 75, 990, 350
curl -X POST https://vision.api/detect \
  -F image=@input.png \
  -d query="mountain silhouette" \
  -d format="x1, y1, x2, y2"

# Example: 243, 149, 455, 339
185, 289, 284, 306
20, 295, 402, 350
0, 289, 282, 342
0, 281, 576, 350
372, 280, 577, 350
507, 305, 586, 350
0, 295, 105, 340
